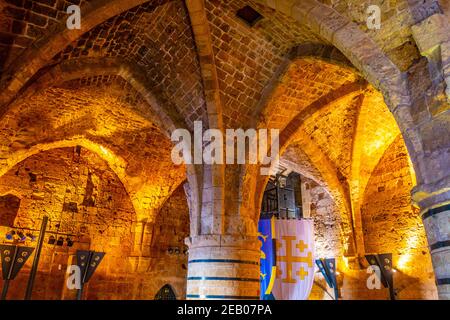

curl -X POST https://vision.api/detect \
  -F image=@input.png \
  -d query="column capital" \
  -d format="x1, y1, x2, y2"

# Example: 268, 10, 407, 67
185, 234, 260, 251
412, 13, 450, 58
412, 174, 450, 212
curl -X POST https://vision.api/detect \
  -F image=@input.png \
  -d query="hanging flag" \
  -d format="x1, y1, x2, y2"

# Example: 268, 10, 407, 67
0, 245, 34, 280
315, 259, 333, 288
258, 217, 276, 300
272, 219, 315, 300
76, 250, 105, 283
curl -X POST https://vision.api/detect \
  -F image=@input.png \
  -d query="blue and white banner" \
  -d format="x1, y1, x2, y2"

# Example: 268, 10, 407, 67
272, 219, 315, 300
258, 218, 276, 300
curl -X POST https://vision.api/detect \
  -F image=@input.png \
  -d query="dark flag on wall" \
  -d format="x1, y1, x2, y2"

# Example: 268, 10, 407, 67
315, 259, 332, 288
365, 253, 393, 288
365, 253, 395, 299
0, 245, 34, 280
76, 250, 105, 283
315, 258, 339, 300
324, 258, 337, 289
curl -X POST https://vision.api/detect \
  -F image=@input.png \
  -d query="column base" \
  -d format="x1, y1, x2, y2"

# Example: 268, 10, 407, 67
185, 235, 260, 300
413, 186, 450, 300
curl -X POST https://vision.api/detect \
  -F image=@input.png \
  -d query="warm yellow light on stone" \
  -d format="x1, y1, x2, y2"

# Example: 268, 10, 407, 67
363, 137, 386, 157
342, 256, 349, 271
406, 153, 417, 186
397, 232, 421, 271
99, 145, 113, 159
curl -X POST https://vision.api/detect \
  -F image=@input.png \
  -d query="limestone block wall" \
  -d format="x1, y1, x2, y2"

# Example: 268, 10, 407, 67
309, 180, 344, 259
0, 0, 92, 72
0, 76, 187, 220
306, 136, 438, 299
358, 136, 437, 299
0, 147, 189, 300
306, 179, 344, 300
53, 0, 207, 127
205, 0, 324, 127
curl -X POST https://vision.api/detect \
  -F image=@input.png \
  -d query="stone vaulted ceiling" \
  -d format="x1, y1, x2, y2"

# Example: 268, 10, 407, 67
0, 75, 186, 221
0, 0, 444, 253
0, 0, 448, 301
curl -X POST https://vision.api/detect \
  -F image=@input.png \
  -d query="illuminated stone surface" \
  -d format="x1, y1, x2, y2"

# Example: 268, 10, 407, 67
0, 147, 189, 299
0, 0, 448, 300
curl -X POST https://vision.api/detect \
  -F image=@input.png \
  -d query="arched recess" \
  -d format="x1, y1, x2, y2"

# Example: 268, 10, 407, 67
155, 284, 177, 300
357, 134, 437, 299
1, 53, 202, 236
150, 183, 191, 298
272, 80, 412, 258
0, 144, 191, 301
7, 57, 188, 137
0, 0, 218, 239
240, 44, 417, 258
0, 193, 21, 227
278, 137, 355, 254
0, 145, 177, 300
272, 90, 402, 257
0, 132, 188, 225
1, 138, 139, 218
0, 145, 140, 300
253, 0, 424, 184
239, 47, 367, 244
0, 70, 195, 296
0, 76, 195, 224
0, 0, 173, 111
237, 44, 363, 237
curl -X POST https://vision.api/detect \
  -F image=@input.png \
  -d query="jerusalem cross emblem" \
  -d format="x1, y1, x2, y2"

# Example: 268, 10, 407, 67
276, 236, 313, 283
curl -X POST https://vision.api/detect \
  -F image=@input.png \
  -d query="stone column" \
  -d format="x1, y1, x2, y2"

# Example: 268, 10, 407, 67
300, 179, 311, 218
413, 186, 450, 300
185, 235, 260, 300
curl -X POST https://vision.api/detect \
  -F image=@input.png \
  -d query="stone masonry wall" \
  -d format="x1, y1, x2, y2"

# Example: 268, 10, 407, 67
0, 0, 92, 73
302, 138, 438, 300
0, 147, 189, 299
309, 179, 343, 259
347, 136, 437, 299
0, 78, 187, 220
305, 179, 344, 300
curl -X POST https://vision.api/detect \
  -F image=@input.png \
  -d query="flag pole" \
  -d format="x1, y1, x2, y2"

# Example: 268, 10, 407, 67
24, 216, 48, 300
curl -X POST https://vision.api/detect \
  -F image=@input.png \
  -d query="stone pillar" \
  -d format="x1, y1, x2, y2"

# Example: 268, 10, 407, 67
300, 179, 311, 218
185, 235, 260, 300
413, 187, 450, 300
